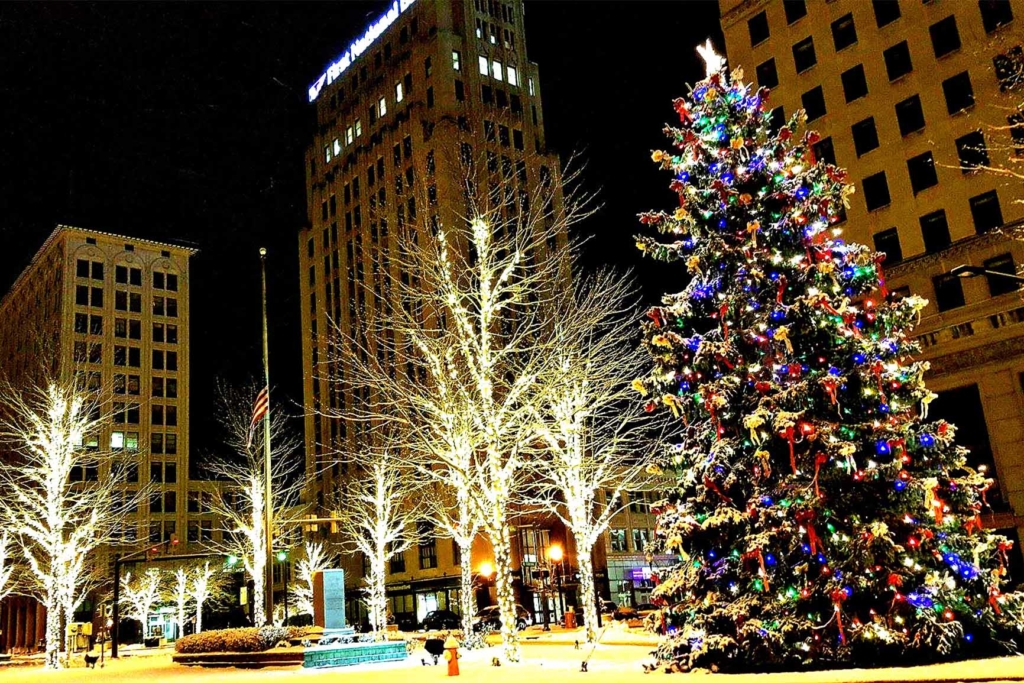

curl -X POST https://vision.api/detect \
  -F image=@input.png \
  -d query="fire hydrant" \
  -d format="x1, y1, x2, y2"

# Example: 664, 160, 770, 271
443, 635, 460, 676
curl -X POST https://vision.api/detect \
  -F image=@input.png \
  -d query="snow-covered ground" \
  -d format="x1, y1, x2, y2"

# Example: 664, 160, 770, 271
2, 642, 1023, 683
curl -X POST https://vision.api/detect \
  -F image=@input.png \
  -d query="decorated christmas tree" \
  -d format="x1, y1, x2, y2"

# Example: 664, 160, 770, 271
634, 42, 1024, 672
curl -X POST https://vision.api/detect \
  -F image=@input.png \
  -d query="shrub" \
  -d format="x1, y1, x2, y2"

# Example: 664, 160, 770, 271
176, 626, 306, 654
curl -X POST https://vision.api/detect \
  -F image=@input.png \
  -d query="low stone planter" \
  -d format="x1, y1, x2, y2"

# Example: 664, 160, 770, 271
172, 650, 304, 668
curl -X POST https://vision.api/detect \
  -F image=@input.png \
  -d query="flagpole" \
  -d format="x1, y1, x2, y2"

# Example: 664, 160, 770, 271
259, 247, 274, 626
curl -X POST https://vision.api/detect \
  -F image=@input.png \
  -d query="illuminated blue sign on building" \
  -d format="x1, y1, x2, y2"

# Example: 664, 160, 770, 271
308, 0, 416, 103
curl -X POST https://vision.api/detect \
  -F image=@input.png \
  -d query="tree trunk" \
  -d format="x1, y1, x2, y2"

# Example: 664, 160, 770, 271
459, 544, 475, 637
578, 549, 598, 643
178, 603, 185, 641
195, 599, 204, 634
366, 556, 387, 641
252, 574, 266, 627
491, 514, 520, 662
44, 597, 60, 670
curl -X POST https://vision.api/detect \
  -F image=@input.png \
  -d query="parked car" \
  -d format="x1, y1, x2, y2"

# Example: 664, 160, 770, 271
599, 599, 617, 615
420, 609, 461, 631
472, 604, 532, 632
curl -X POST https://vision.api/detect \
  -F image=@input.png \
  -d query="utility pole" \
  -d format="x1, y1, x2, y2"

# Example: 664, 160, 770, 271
260, 247, 274, 625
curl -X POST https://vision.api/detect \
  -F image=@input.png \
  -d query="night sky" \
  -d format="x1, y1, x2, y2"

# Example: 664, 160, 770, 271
0, 1, 723, 463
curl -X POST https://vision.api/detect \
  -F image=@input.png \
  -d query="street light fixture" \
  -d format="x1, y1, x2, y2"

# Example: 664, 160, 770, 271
950, 264, 1024, 284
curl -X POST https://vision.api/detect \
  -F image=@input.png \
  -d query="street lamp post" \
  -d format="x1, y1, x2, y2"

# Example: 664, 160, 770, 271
546, 545, 564, 628
277, 550, 289, 625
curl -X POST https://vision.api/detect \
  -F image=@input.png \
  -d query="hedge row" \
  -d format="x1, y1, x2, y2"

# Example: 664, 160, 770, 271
175, 626, 316, 653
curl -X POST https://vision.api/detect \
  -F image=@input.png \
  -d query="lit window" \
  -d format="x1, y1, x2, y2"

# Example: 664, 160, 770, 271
346, 126, 354, 145
111, 431, 124, 450
395, 81, 404, 102
506, 65, 518, 86
452, 50, 461, 71
492, 59, 503, 81
378, 96, 387, 117
528, 77, 535, 96
324, 146, 331, 163
333, 138, 341, 155
355, 119, 362, 136
478, 55, 489, 76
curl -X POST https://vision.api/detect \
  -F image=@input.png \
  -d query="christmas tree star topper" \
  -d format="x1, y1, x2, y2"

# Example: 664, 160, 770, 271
696, 38, 725, 78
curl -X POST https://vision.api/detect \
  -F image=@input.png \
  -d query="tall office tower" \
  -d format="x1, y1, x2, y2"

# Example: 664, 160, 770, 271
720, 0, 1024, 558
298, 0, 566, 625
0, 225, 195, 650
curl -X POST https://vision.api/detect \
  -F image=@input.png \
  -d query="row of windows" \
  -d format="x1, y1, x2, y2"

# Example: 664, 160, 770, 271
110, 402, 178, 427
608, 527, 652, 554
75, 285, 179, 316
323, 16, 421, 112
75, 313, 178, 342
76, 259, 178, 290
476, 54, 520, 86
749, 1, 1013, 50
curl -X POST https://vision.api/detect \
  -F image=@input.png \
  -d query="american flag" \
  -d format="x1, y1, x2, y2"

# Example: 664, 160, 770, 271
247, 385, 270, 449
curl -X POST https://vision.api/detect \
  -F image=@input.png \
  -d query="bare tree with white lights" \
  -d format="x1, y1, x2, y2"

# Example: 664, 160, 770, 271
290, 540, 336, 618
206, 381, 303, 627
322, 133, 594, 660
119, 568, 162, 640
188, 561, 230, 634
526, 269, 672, 642
0, 377, 141, 669
332, 448, 424, 640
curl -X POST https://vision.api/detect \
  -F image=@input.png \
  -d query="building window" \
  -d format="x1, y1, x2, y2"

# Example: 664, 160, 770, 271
1009, 113, 1024, 156
883, 41, 913, 81
812, 136, 836, 165
631, 529, 650, 553
984, 253, 1020, 296
355, 119, 362, 137
895, 95, 925, 136
748, 10, 769, 46
995, 46, 1024, 92
801, 86, 826, 121
942, 72, 974, 114
76, 259, 90, 278
932, 274, 966, 311
756, 58, 778, 88
378, 96, 387, 118
609, 529, 628, 552
920, 209, 951, 252
390, 546, 406, 574
831, 13, 857, 51
841, 64, 868, 102
979, 0, 1014, 33
478, 55, 489, 76
792, 36, 816, 73
455, 79, 465, 101
970, 190, 1003, 232
506, 64, 518, 86
426, 86, 434, 107
395, 81, 404, 102
491, 59, 503, 81
907, 152, 938, 194
956, 131, 989, 172
872, 0, 901, 27
929, 15, 961, 58
152, 433, 163, 454
768, 106, 786, 134
873, 228, 903, 264
452, 50, 461, 71
852, 117, 879, 157
862, 171, 891, 211
784, 0, 807, 24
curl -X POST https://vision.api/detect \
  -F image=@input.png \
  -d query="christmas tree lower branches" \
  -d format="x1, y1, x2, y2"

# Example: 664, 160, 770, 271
634, 47, 1024, 673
